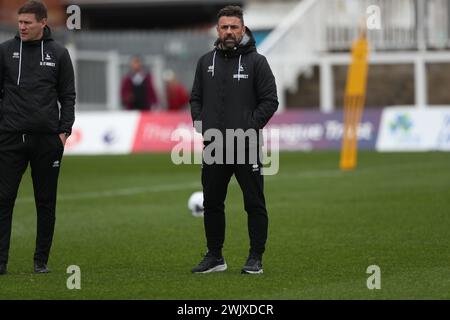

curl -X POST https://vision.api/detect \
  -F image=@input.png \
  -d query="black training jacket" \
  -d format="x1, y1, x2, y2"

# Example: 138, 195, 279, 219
190, 28, 278, 134
0, 26, 75, 135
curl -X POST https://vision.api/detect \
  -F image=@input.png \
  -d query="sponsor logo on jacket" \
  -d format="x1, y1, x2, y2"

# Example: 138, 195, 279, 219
233, 74, 249, 80
233, 64, 249, 80
40, 61, 56, 67
40, 51, 56, 67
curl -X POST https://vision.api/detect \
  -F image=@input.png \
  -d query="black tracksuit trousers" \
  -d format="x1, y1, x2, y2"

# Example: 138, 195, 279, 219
0, 133, 64, 265
201, 160, 268, 258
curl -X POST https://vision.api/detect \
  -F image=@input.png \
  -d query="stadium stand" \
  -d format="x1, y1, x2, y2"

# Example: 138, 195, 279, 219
1, 0, 450, 111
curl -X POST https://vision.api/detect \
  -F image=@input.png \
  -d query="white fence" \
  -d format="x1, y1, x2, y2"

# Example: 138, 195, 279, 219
325, 0, 449, 51
69, 47, 165, 111
2, 0, 450, 111
259, 0, 450, 112
0, 27, 213, 112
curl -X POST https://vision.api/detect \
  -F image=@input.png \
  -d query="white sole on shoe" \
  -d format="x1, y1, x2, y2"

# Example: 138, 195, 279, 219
196, 263, 227, 274
241, 269, 264, 274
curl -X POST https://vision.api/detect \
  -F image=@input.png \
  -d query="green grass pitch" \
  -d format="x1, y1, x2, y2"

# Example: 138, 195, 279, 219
0, 151, 449, 299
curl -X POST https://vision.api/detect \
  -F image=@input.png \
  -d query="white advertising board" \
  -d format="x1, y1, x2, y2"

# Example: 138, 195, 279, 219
64, 112, 139, 155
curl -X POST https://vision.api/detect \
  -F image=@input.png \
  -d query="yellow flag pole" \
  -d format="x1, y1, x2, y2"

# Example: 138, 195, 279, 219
339, 26, 369, 171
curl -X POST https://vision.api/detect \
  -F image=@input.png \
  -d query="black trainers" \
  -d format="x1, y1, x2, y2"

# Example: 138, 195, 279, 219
241, 255, 263, 274
34, 261, 50, 274
0, 263, 7, 275
191, 252, 227, 273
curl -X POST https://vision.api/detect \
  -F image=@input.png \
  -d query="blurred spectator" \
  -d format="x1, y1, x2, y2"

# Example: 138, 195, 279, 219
121, 56, 158, 111
163, 70, 190, 111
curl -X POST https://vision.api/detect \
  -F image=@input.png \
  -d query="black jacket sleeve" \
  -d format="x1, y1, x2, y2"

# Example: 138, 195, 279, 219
0, 44, 4, 103
190, 57, 203, 126
250, 55, 279, 129
57, 48, 76, 135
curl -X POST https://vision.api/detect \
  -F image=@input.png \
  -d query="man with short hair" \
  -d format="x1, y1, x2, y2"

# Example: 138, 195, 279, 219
0, 0, 75, 275
190, 5, 278, 274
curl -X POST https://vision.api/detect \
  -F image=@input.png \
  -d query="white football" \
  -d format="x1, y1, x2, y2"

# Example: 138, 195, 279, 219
188, 191, 204, 217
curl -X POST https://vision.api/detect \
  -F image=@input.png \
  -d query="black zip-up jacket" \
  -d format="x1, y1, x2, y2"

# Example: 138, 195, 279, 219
0, 26, 75, 135
190, 28, 278, 135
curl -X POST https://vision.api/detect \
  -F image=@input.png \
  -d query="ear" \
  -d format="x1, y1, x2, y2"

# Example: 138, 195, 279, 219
242, 25, 246, 35
40, 18, 47, 29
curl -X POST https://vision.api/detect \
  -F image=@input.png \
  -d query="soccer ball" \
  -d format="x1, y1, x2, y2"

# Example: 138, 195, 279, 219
188, 191, 204, 217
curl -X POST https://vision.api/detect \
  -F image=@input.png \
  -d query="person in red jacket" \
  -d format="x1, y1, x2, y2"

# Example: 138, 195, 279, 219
164, 70, 189, 111
121, 56, 158, 111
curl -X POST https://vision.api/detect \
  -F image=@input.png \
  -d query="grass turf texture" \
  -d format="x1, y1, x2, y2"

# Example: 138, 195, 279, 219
0, 151, 449, 299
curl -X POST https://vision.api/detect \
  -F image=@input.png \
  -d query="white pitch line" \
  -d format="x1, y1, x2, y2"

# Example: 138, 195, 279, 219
14, 169, 345, 204
15, 181, 201, 204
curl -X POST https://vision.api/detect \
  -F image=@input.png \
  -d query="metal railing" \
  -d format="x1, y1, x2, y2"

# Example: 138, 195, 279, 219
2, 0, 449, 111
259, 0, 450, 111
261, 0, 450, 55
0, 27, 214, 111
68, 29, 214, 111
325, 0, 450, 51
71, 48, 165, 111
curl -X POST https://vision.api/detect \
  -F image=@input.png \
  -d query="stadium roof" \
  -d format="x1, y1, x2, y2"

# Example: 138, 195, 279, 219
62, 0, 245, 29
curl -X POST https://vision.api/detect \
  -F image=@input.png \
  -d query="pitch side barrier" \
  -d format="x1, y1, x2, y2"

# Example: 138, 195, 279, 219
62, 107, 449, 155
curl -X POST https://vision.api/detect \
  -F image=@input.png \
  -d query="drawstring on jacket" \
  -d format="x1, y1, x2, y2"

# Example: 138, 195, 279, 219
237, 54, 242, 82
17, 40, 45, 86
211, 50, 216, 77
17, 40, 22, 85
210, 50, 243, 82
41, 40, 44, 62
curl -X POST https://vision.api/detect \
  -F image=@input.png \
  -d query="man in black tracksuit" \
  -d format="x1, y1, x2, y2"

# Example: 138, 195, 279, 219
190, 6, 278, 274
0, 1, 75, 275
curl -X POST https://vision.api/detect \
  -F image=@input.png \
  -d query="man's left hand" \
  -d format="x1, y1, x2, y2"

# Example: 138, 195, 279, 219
59, 133, 67, 147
